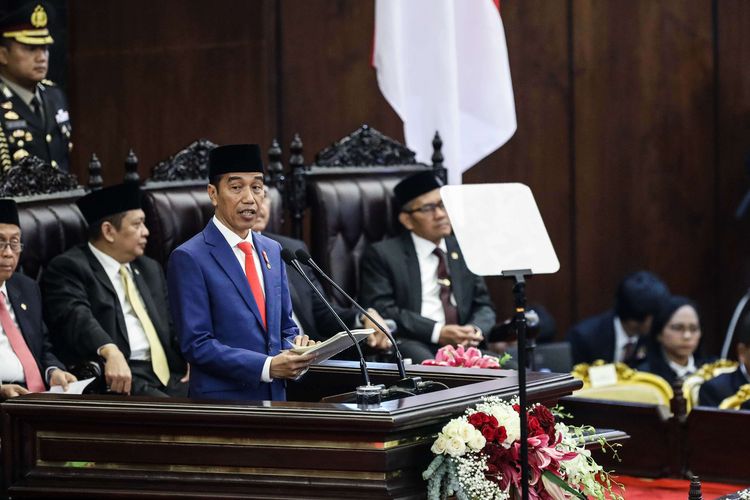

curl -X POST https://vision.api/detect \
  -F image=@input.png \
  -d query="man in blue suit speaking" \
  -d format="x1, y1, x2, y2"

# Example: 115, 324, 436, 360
167, 144, 315, 401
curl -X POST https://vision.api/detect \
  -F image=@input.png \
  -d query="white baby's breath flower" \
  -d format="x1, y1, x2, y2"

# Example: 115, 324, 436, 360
445, 436, 467, 457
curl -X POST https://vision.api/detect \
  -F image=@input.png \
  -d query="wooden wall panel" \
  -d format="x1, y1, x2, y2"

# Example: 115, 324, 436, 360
463, 1, 573, 336
716, 0, 750, 354
572, 1, 716, 339
66, 0, 277, 184
278, 0, 402, 160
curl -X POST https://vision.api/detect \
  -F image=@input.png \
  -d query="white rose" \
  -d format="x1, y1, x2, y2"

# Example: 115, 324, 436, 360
431, 435, 448, 455
445, 436, 467, 457
467, 429, 486, 451
443, 419, 462, 438
457, 421, 476, 442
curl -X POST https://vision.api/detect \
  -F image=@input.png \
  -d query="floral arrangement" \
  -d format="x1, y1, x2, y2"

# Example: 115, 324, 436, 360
423, 396, 622, 500
421, 345, 510, 369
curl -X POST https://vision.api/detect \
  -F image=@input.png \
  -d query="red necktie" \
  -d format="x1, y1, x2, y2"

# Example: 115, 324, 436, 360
433, 247, 459, 325
1, 291, 45, 392
237, 242, 267, 329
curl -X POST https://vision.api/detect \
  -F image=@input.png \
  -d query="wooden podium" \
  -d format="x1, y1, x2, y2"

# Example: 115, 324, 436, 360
2, 361, 581, 499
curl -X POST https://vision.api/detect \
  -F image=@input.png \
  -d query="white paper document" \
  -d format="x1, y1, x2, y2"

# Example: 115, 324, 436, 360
290, 329, 374, 364
47, 377, 95, 395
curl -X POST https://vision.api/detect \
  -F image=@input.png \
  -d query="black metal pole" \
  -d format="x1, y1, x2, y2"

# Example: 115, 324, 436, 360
512, 278, 529, 500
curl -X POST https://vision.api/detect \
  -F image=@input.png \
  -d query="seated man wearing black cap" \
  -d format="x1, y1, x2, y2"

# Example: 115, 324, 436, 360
0, 2, 72, 171
168, 144, 315, 401
359, 171, 496, 363
42, 183, 187, 396
0, 198, 76, 400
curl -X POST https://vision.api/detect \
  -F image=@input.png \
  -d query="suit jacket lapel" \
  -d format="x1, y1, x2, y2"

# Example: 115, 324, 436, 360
400, 233, 422, 312
130, 261, 168, 345
204, 222, 265, 330
6, 278, 36, 358
83, 246, 129, 343
253, 233, 275, 335
445, 236, 467, 317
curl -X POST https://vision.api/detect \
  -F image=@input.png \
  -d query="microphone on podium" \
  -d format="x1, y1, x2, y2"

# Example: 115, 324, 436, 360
280, 249, 383, 406
293, 249, 444, 396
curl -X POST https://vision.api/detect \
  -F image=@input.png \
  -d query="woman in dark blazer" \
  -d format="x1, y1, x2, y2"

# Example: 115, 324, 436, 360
637, 296, 713, 386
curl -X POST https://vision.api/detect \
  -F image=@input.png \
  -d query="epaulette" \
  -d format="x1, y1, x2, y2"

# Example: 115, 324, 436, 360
41, 78, 55, 86
719, 383, 750, 410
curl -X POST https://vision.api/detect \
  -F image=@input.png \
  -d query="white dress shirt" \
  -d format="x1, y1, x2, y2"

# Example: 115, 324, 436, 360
410, 233, 457, 344
88, 243, 151, 360
212, 217, 272, 382
613, 316, 639, 363
666, 352, 696, 379
0, 283, 25, 383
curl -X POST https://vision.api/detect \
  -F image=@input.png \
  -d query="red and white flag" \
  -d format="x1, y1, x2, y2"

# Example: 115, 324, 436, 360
373, 0, 516, 184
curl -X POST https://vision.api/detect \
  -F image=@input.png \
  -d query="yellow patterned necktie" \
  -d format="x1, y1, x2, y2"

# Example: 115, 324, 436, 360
119, 265, 170, 386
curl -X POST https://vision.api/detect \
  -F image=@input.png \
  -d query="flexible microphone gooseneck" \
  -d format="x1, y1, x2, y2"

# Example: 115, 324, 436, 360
293, 249, 425, 390
280, 249, 382, 405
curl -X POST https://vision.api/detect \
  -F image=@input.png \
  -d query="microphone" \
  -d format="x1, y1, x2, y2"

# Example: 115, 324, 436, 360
280, 249, 382, 406
293, 249, 425, 392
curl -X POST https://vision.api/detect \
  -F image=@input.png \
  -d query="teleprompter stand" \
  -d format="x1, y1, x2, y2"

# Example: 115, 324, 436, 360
442, 183, 560, 500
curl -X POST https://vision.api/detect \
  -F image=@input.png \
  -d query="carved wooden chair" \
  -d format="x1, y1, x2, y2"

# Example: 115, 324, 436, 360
285, 125, 446, 306
682, 359, 739, 412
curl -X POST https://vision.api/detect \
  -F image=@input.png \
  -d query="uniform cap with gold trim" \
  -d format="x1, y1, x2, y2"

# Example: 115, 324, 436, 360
0, 2, 54, 45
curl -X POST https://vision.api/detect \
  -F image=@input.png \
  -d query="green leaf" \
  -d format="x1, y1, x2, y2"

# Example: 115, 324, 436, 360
542, 470, 587, 500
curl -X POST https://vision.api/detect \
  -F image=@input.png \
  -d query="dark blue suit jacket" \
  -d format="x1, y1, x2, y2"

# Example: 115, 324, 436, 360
699, 367, 750, 408
3, 272, 64, 385
167, 221, 298, 401
567, 310, 648, 366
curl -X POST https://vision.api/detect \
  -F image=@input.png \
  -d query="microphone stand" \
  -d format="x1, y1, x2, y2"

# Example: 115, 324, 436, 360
281, 250, 383, 407
295, 249, 431, 395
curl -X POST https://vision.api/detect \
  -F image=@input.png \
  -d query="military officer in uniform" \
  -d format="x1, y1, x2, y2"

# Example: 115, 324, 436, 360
0, 2, 72, 172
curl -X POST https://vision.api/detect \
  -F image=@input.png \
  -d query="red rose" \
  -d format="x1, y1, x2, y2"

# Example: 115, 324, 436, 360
468, 412, 486, 428
496, 426, 507, 443
532, 405, 556, 438
512, 404, 520, 412
487, 415, 498, 428
482, 425, 496, 441
528, 415, 544, 437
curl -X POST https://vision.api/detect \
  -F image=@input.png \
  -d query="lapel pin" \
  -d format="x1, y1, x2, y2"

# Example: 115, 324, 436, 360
134, 268, 140, 275
451, 251, 459, 260
262, 250, 271, 270
21, 303, 27, 310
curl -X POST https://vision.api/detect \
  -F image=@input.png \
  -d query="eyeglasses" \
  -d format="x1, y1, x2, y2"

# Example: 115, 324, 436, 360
0, 241, 23, 253
666, 323, 701, 335
405, 200, 446, 215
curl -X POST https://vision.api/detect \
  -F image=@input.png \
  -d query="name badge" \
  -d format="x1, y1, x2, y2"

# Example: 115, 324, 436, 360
55, 109, 70, 124
588, 363, 618, 388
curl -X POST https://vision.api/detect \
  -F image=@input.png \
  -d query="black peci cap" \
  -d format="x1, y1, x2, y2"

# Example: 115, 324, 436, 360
0, 2, 54, 45
76, 183, 142, 226
394, 171, 444, 210
0, 198, 19, 226
208, 144, 265, 181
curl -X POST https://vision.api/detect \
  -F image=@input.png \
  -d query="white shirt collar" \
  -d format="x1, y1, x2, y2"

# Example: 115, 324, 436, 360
666, 352, 696, 378
88, 242, 129, 279
410, 232, 447, 259
0, 76, 40, 108
212, 216, 254, 248
0, 281, 7, 299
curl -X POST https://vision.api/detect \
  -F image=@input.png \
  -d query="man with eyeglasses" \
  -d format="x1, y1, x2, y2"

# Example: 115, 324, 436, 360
0, 198, 76, 400
42, 183, 187, 396
359, 171, 496, 363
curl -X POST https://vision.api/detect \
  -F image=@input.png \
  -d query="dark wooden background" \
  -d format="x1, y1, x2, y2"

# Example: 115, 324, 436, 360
64, 0, 750, 353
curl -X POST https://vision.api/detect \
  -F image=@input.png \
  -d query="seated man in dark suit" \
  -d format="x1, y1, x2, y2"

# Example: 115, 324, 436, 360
699, 326, 750, 409
567, 270, 670, 366
359, 171, 496, 363
0, 199, 76, 400
254, 191, 390, 349
42, 183, 187, 396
